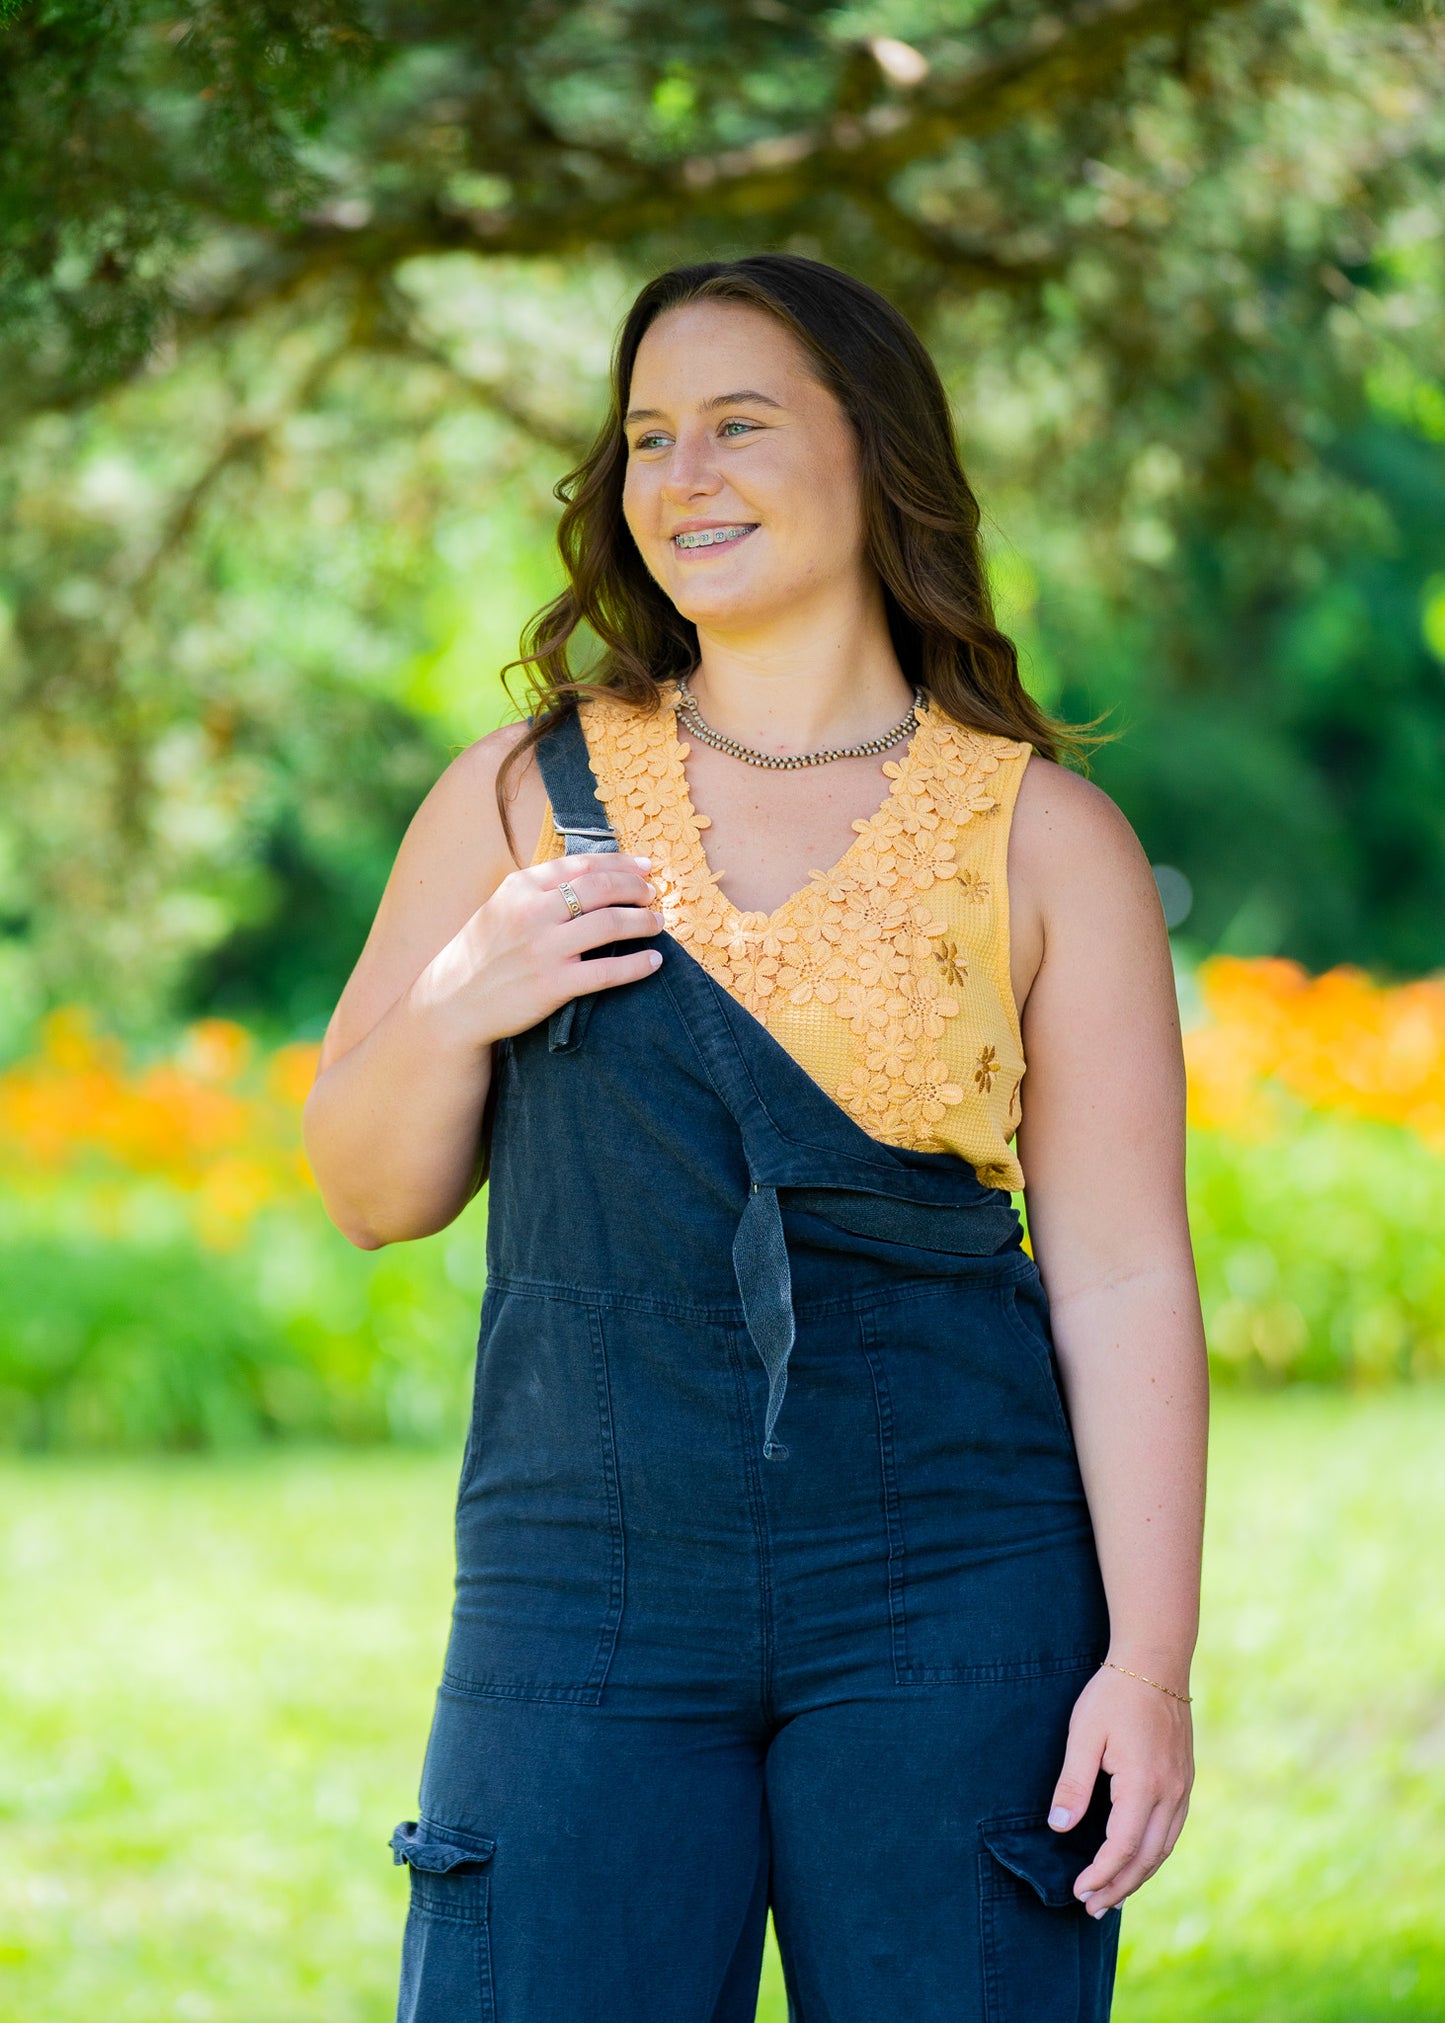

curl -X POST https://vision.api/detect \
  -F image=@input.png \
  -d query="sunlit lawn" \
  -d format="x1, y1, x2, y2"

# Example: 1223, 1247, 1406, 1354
2, 1390, 1442, 2022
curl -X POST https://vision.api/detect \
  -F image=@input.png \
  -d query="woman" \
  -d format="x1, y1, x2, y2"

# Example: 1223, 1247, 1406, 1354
304, 253, 1208, 2023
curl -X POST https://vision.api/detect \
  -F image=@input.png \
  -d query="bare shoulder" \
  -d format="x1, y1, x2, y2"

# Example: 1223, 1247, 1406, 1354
1004, 754, 1164, 1025
1007, 758, 1187, 1268
317, 720, 548, 1070
408, 720, 549, 891
1011, 753, 1158, 923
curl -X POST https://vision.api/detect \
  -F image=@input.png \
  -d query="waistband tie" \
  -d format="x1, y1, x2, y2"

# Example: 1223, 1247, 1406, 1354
732, 1179, 794, 1462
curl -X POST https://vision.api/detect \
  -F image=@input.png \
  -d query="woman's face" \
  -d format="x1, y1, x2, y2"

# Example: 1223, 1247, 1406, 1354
621, 299, 870, 636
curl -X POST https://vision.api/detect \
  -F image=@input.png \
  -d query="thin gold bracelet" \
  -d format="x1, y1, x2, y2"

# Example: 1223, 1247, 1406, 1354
1100, 1659, 1192, 1704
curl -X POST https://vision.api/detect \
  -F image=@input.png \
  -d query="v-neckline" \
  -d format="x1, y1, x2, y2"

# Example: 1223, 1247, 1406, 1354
661, 683, 936, 935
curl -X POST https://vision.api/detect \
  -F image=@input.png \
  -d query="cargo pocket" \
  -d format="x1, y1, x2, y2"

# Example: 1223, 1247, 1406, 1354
978, 1807, 1120, 2023
390, 1820, 496, 2023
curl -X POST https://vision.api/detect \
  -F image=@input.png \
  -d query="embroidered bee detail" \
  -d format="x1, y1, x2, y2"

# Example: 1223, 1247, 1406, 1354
974, 1044, 999, 1094
934, 935, 968, 988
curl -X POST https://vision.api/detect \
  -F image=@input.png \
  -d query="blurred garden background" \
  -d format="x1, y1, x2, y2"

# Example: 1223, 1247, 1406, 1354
1, 0, 1443, 2017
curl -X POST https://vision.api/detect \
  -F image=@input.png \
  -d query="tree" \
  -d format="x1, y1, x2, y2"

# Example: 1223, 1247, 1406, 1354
1, 1, 1442, 1038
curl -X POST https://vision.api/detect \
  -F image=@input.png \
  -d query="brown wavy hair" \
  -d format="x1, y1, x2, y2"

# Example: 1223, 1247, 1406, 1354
496, 253, 1092, 851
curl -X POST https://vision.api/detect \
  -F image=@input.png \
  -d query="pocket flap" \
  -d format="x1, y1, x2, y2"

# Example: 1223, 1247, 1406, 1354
980, 1774, 1112, 1910
389, 1820, 496, 1873
980, 1820, 1088, 1908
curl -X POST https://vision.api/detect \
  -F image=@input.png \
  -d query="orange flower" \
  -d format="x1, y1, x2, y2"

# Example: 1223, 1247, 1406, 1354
1184, 956, 1445, 1148
266, 1043, 321, 1107
0, 1007, 321, 1241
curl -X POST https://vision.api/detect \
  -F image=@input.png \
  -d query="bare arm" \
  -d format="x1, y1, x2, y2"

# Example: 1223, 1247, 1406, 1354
302, 724, 660, 1249
1008, 756, 1209, 1916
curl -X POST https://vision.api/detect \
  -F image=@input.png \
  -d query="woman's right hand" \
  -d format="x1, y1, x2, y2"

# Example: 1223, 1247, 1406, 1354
435, 851, 664, 1048
304, 723, 665, 1247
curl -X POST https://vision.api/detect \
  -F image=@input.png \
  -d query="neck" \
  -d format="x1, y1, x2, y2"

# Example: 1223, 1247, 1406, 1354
686, 576, 914, 753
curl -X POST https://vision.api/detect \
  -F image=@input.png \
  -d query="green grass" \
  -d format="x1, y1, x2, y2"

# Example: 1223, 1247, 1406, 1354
1, 1391, 1441, 2021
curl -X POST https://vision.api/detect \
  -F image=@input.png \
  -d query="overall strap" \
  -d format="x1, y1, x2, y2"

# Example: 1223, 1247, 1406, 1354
655, 948, 1021, 1465
532, 702, 1017, 1468
531, 705, 619, 1054
532, 703, 789, 1458
531, 705, 619, 858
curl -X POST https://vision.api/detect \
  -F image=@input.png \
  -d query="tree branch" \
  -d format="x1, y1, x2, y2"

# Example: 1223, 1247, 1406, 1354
125, 334, 352, 610
269, 0, 1252, 272
371, 316, 593, 459
37, 0, 1260, 410
840, 185, 1063, 293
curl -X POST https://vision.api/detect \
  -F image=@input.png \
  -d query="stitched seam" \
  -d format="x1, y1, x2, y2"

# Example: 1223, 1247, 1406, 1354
723, 1325, 777, 1719
482, 1267, 1039, 1323
894, 1650, 1105, 1686
415, 1820, 496, 1857
586, 1307, 627, 1696
439, 1673, 604, 1705
988, 744, 1031, 1074
859, 1312, 911, 1685
408, 1894, 487, 1929
980, 1876, 1006, 2022
994, 1285, 1076, 1449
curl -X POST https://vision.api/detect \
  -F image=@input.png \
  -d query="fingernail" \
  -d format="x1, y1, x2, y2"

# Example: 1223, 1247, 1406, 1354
1076, 1888, 1093, 1903
1090, 1903, 1109, 1920
633, 855, 652, 870
647, 950, 662, 969
652, 911, 664, 929
643, 881, 657, 899
1048, 1806, 1072, 1829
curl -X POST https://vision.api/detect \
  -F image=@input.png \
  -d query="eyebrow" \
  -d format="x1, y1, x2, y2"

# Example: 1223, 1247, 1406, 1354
622, 389, 785, 426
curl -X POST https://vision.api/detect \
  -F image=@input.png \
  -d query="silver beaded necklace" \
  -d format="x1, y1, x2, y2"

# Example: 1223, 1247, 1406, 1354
675, 678, 926, 770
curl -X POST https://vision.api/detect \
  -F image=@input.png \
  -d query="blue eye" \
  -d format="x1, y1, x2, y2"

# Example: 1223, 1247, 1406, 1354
630, 420, 757, 451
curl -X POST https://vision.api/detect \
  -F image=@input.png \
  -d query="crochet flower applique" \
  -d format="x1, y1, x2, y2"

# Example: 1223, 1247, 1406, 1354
580, 685, 1025, 1153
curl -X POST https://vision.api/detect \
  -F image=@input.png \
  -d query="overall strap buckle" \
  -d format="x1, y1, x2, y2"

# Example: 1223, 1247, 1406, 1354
531, 709, 621, 1053
531, 709, 619, 852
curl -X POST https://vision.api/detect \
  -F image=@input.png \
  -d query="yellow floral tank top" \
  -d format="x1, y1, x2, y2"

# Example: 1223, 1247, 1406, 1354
531, 684, 1032, 1191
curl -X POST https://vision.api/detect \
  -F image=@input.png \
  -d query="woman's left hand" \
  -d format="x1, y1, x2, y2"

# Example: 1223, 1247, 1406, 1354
1047, 1661, 1195, 1917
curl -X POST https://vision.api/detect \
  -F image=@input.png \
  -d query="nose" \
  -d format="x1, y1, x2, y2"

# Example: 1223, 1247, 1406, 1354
660, 424, 723, 504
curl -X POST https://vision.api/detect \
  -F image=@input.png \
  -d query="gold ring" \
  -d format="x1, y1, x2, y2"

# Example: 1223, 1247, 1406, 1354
558, 880, 584, 921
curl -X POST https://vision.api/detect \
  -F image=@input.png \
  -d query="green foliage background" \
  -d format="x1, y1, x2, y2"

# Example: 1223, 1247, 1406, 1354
6, 1048, 1445, 1452
2, 19, 1442, 2018
1, 2, 1444, 1431
0, 0, 1442, 1054
4, 1393, 1444, 2019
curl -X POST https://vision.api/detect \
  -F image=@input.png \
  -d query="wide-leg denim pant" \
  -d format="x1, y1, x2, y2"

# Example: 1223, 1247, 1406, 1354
389, 708, 1120, 2021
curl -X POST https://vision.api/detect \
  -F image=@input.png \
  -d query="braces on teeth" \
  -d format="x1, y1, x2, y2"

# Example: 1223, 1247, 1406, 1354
674, 526, 753, 548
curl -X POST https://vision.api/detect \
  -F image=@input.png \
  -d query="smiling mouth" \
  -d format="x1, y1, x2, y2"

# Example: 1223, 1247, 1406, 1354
672, 524, 757, 551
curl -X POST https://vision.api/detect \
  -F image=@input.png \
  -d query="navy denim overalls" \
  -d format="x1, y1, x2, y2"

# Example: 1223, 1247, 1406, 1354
389, 709, 1121, 2021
